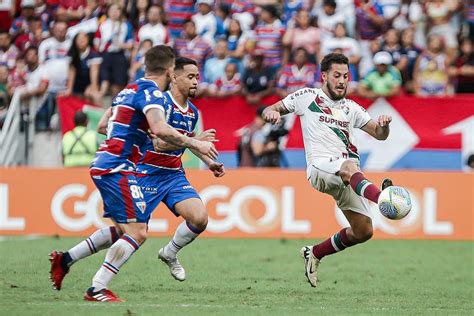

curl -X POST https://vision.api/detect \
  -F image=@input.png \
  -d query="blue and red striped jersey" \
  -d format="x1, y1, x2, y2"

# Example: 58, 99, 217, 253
136, 91, 199, 175
90, 79, 165, 176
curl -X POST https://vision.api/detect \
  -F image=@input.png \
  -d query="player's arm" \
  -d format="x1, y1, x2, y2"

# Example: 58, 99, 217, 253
146, 108, 218, 160
152, 129, 217, 152
190, 148, 226, 177
262, 101, 290, 124
361, 115, 392, 140
97, 107, 112, 135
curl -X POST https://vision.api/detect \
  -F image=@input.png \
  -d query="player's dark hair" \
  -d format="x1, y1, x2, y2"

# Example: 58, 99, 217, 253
320, 53, 349, 72
144, 45, 175, 75
174, 57, 198, 71
74, 111, 88, 126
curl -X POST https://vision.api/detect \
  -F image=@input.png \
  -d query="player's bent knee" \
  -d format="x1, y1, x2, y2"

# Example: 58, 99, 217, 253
190, 213, 208, 231
354, 226, 373, 243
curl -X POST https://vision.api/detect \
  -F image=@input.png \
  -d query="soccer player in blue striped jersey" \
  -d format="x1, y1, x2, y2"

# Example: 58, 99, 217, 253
49, 46, 218, 302
136, 57, 225, 282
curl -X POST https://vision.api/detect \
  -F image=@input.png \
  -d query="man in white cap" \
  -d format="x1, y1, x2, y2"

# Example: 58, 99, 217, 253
192, 0, 217, 45
357, 51, 401, 99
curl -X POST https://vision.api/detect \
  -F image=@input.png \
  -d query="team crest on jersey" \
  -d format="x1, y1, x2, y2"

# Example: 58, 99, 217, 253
341, 104, 350, 115
153, 90, 162, 98
136, 201, 146, 214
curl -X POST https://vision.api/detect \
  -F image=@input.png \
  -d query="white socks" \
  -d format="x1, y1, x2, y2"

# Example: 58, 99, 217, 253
163, 221, 202, 258
91, 234, 140, 291
68, 226, 120, 265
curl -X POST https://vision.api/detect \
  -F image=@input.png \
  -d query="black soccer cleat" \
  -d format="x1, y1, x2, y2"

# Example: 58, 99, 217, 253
381, 178, 393, 191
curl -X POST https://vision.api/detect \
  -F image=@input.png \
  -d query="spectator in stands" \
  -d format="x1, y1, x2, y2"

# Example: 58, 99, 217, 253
354, 0, 386, 77
174, 19, 213, 72
20, 46, 49, 112
391, 0, 423, 31
0, 31, 18, 70
282, 0, 306, 25
94, 3, 133, 97
215, 3, 231, 38
208, 62, 241, 97
130, 0, 150, 30
165, 0, 196, 39
321, 23, 361, 70
316, 0, 346, 42
203, 38, 230, 84
137, 5, 171, 46
9, 0, 36, 38
448, 38, 474, 93
242, 51, 274, 105
56, 0, 87, 25
37, 21, 71, 130
7, 56, 27, 96
276, 47, 318, 97
15, 16, 46, 52
129, 39, 152, 81
192, 0, 217, 45
425, 0, 461, 60
282, 8, 320, 64
229, 0, 255, 32
358, 51, 402, 98
381, 28, 408, 74
62, 110, 98, 167
400, 27, 421, 92
226, 19, 248, 61
252, 5, 285, 73
62, 32, 102, 104
413, 34, 452, 96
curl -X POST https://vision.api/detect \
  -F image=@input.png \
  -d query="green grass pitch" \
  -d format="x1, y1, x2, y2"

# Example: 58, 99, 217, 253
0, 237, 472, 315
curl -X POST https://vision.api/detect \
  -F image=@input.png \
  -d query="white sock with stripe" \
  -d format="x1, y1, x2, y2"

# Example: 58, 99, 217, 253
163, 221, 203, 258
91, 234, 140, 291
67, 227, 120, 266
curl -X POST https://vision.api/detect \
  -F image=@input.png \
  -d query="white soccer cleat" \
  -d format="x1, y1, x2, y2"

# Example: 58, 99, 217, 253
158, 248, 186, 282
300, 246, 320, 287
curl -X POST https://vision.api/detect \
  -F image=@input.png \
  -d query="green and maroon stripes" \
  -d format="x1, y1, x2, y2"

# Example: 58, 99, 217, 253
355, 179, 371, 196
330, 231, 349, 252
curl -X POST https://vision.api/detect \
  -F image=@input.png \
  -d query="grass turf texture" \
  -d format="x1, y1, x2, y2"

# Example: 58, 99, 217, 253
0, 237, 472, 315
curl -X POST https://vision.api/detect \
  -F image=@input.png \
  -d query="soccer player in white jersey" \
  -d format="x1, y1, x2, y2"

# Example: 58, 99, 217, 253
262, 53, 394, 287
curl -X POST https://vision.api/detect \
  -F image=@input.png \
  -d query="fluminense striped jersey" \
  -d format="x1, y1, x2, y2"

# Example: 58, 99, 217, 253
90, 78, 165, 176
282, 88, 371, 170
136, 90, 198, 175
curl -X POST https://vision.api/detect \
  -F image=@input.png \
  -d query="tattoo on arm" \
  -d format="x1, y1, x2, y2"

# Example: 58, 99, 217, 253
274, 101, 290, 115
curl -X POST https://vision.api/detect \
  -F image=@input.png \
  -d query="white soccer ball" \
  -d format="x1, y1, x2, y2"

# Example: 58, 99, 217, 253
377, 186, 412, 220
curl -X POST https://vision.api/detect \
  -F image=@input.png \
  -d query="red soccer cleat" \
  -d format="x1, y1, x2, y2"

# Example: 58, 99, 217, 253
49, 251, 69, 290
84, 288, 124, 302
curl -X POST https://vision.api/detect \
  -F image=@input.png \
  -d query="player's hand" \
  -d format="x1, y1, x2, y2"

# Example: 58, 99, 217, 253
195, 140, 219, 160
209, 161, 225, 177
378, 115, 392, 127
196, 129, 218, 143
263, 110, 281, 124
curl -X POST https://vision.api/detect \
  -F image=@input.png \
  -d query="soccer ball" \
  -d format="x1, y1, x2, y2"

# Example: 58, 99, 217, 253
377, 186, 412, 220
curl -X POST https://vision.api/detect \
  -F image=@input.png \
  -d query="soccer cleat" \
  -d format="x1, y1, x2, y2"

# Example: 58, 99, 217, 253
158, 248, 186, 281
84, 287, 124, 302
381, 178, 393, 191
300, 246, 320, 288
49, 251, 69, 290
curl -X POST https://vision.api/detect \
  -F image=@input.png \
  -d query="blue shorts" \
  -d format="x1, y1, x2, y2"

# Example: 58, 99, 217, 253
91, 172, 149, 223
137, 172, 200, 217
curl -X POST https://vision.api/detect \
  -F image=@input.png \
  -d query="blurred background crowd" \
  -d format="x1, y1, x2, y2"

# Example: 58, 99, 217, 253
0, 0, 473, 168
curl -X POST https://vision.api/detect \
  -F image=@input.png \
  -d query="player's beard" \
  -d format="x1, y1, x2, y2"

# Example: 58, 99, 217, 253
188, 88, 197, 98
326, 81, 347, 101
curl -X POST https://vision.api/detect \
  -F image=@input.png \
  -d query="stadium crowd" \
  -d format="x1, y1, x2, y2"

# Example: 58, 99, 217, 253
0, 0, 473, 166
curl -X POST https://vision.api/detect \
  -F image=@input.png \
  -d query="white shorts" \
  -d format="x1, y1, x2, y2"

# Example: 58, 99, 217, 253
307, 157, 371, 217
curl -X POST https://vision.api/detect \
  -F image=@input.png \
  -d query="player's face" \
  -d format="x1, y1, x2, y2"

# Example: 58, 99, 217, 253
174, 64, 199, 98
322, 63, 349, 101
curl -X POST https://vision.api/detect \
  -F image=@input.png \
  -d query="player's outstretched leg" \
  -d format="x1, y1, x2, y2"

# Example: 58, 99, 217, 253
49, 226, 121, 290
339, 161, 394, 204
159, 198, 207, 282
85, 223, 146, 302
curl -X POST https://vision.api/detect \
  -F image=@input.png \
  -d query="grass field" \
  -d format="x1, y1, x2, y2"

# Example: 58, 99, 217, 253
0, 236, 472, 315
